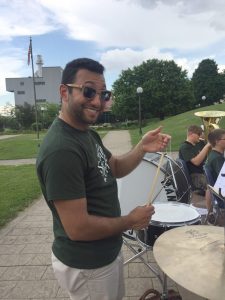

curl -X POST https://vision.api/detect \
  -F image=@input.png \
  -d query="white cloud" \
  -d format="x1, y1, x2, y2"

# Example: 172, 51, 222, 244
36, 0, 225, 49
0, 46, 30, 97
1, 0, 225, 49
218, 64, 225, 73
1, 0, 225, 102
100, 47, 200, 83
0, 0, 57, 41
100, 47, 173, 71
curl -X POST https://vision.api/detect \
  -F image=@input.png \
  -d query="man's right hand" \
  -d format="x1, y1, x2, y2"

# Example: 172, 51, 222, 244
128, 205, 155, 230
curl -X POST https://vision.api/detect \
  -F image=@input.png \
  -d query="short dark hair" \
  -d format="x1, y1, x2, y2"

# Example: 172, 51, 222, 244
208, 128, 225, 147
61, 58, 105, 84
187, 125, 203, 136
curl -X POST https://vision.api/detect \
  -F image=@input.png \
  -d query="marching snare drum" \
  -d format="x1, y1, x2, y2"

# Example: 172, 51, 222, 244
137, 202, 201, 247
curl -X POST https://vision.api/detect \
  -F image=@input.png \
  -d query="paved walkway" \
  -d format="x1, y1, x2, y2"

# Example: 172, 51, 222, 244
0, 130, 207, 299
0, 158, 36, 166
0, 135, 21, 140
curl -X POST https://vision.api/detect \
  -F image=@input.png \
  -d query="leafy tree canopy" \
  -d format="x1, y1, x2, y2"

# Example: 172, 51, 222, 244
191, 59, 225, 106
112, 59, 195, 121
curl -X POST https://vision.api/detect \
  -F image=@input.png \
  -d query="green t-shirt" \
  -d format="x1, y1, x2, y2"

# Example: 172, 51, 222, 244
205, 150, 225, 183
36, 118, 122, 269
179, 141, 205, 174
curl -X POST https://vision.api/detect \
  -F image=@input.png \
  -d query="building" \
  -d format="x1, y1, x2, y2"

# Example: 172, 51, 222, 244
5, 55, 63, 106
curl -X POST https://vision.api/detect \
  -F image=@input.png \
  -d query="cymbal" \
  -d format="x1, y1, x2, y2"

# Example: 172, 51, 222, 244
194, 110, 225, 118
153, 225, 225, 300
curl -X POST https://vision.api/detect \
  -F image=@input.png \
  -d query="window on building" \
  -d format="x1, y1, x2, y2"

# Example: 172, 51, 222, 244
35, 82, 45, 85
20, 82, 24, 86
17, 91, 25, 94
36, 99, 46, 103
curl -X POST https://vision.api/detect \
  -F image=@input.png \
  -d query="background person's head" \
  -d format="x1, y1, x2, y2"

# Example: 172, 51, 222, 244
187, 125, 203, 144
208, 128, 225, 148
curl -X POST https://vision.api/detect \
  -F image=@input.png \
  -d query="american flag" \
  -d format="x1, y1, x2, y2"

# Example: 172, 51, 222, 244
27, 39, 32, 65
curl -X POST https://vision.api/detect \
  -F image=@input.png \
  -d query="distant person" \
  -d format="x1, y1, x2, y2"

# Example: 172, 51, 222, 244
205, 128, 225, 183
179, 125, 211, 195
196, 125, 206, 151
36, 58, 171, 300
205, 128, 225, 218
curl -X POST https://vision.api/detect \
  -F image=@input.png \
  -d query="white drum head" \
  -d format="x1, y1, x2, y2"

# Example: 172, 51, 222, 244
152, 203, 200, 224
118, 158, 167, 216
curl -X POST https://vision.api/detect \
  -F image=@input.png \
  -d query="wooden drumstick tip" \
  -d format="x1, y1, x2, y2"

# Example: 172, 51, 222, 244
146, 152, 165, 206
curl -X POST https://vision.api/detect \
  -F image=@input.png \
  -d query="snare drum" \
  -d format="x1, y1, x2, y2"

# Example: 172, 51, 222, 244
137, 202, 201, 247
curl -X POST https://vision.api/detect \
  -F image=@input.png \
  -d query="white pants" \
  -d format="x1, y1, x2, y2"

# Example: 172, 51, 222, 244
51, 252, 125, 300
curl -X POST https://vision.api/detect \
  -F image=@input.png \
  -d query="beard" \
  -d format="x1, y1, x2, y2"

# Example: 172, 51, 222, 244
68, 101, 103, 126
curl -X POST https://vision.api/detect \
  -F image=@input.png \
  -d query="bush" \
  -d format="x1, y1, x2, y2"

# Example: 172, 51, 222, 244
31, 122, 42, 131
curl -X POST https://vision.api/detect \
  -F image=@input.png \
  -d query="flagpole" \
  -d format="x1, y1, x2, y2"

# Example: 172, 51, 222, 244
29, 36, 39, 140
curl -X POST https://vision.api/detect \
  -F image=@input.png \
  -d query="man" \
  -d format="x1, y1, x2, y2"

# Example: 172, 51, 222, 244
36, 58, 170, 300
205, 128, 225, 182
205, 128, 225, 220
179, 125, 211, 194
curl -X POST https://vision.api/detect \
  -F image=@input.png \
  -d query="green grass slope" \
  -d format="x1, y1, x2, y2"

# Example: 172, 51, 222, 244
130, 103, 225, 150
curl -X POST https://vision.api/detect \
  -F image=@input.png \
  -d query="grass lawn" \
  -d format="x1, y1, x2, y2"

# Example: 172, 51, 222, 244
0, 130, 108, 160
0, 133, 44, 160
130, 103, 225, 150
0, 129, 108, 228
0, 165, 41, 228
0, 104, 224, 227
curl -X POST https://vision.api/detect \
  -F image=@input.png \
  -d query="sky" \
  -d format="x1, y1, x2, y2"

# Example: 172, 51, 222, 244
1, 0, 225, 107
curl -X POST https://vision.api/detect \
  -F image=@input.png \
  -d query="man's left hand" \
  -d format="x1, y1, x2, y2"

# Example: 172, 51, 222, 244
141, 126, 171, 153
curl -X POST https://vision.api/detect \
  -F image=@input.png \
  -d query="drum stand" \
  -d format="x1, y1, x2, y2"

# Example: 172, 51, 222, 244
123, 231, 169, 299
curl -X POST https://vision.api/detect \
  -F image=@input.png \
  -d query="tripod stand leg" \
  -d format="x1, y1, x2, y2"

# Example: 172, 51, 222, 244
123, 237, 165, 290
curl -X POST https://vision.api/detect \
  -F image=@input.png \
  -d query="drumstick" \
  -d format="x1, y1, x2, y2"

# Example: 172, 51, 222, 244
146, 152, 165, 206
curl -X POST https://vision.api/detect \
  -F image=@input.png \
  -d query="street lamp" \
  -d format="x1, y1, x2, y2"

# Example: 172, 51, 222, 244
40, 106, 46, 129
202, 95, 206, 103
136, 87, 143, 135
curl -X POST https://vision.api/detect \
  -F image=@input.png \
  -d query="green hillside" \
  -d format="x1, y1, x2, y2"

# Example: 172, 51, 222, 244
130, 103, 225, 150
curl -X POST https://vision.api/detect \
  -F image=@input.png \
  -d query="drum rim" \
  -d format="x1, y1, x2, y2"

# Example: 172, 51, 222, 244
150, 215, 201, 227
151, 202, 201, 225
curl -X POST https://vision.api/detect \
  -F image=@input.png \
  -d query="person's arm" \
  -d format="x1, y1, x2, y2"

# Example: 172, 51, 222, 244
108, 127, 171, 178
191, 143, 211, 166
53, 198, 155, 241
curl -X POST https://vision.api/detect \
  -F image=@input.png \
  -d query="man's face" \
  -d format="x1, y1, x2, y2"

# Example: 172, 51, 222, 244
62, 69, 107, 129
218, 134, 225, 150
190, 132, 201, 144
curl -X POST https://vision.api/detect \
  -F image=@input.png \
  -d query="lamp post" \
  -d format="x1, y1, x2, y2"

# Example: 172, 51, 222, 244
136, 87, 143, 135
40, 106, 45, 129
202, 95, 206, 105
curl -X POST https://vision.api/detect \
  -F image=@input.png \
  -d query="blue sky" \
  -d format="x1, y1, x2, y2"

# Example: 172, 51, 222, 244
1, 0, 225, 107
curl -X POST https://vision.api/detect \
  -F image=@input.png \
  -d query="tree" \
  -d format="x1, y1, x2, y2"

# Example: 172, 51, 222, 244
39, 103, 60, 129
0, 115, 5, 132
191, 59, 225, 106
112, 59, 195, 121
111, 68, 138, 120
14, 102, 36, 129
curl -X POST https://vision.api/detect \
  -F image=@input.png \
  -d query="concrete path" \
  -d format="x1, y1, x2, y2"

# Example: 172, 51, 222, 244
0, 158, 36, 166
0, 135, 21, 140
0, 130, 207, 300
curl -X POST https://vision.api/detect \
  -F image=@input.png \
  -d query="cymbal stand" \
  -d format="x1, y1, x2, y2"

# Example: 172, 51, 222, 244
123, 232, 168, 299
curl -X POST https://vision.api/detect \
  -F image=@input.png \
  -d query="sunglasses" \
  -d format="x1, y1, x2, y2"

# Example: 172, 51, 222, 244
65, 84, 111, 102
